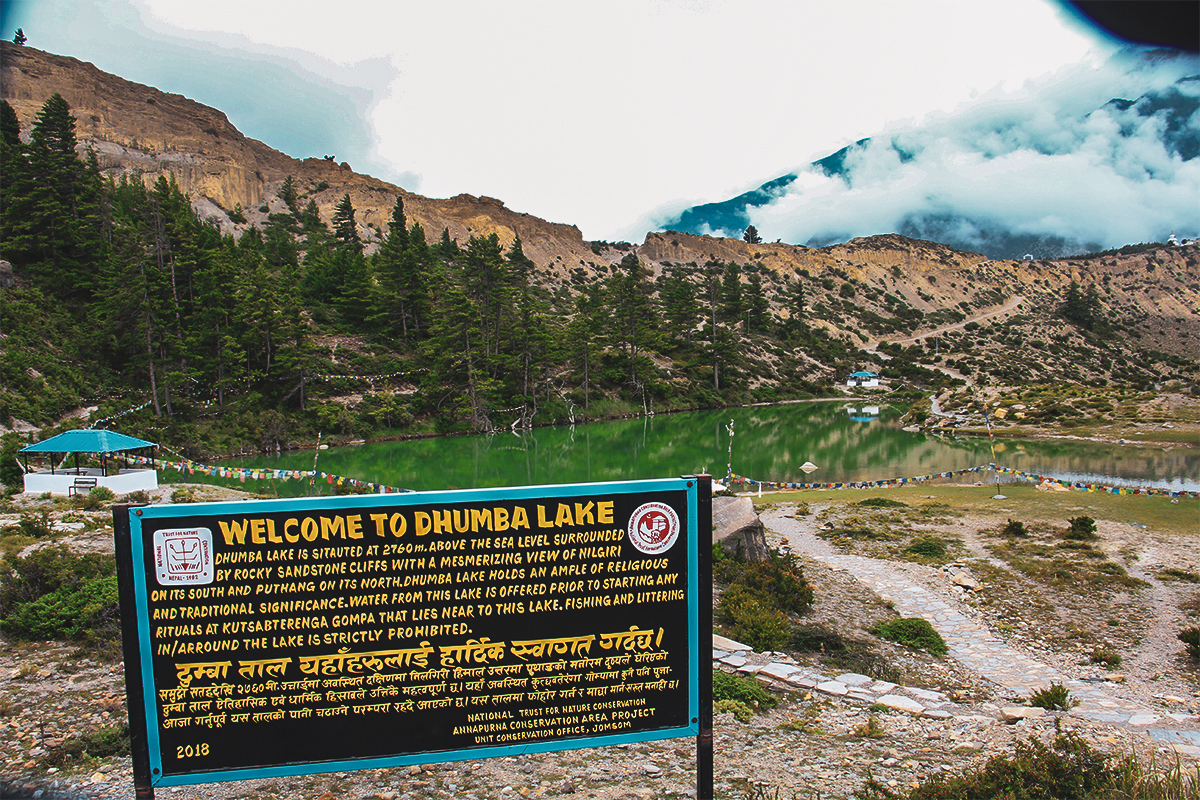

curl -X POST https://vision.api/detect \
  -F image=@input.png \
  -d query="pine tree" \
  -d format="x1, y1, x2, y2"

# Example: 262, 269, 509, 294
10, 94, 101, 299
781, 276, 806, 339
720, 261, 744, 325
0, 101, 26, 259
437, 227, 460, 259
462, 233, 510, 362
332, 193, 361, 254
746, 273, 770, 333
13, 29, 26, 45
301, 199, 328, 242
660, 265, 700, 346
607, 252, 658, 385
386, 195, 409, 252
743, 225, 762, 244
423, 277, 495, 431
371, 196, 426, 343
505, 235, 547, 416
279, 175, 299, 215
566, 285, 607, 411
0, 100, 18, 147
1059, 281, 1097, 330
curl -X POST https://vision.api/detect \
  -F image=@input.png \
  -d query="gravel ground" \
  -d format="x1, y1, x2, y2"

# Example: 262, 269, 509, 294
2, 486, 1198, 799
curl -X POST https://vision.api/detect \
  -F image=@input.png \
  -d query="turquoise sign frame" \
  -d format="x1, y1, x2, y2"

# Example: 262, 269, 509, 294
115, 478, 704, 789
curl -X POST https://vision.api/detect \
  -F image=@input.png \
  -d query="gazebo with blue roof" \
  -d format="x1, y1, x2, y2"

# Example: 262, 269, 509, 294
846, 370, 881, 388
19, 429, 159, 496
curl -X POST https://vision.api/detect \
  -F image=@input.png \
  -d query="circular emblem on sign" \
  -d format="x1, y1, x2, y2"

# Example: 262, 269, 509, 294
627, 502, 680, 555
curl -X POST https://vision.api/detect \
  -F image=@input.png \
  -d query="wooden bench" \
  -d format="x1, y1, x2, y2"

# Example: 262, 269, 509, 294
68, 477, 98, 496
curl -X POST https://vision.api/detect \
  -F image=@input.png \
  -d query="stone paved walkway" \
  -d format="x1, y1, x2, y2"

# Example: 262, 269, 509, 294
715, 506, 1200, 758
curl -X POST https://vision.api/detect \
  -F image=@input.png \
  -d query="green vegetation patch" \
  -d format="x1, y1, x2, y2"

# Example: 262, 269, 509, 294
870, 618, 948, 657
1181, 627, 1200, 661
715, 546, 814, 651
1158, 568, 1200, 584
904, 534, 949, 560
854, 497, 909, 509
859, 731, 1195, 800
712, 670, 778, 711
40, 724, 130, 770
1028, 682, 1076, 710
0, 545, 120, 653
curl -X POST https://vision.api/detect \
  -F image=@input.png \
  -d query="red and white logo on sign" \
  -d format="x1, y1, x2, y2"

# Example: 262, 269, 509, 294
153, 527, 214, 585
627, 502, 680, 555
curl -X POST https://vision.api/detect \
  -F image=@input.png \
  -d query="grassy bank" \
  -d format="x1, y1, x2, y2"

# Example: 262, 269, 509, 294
758, 483, 1199, 539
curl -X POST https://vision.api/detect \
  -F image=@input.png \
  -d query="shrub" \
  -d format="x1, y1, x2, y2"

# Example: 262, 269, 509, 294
714, 699, 754, 722
732, 551, 814, 616
16, 510, 52, 538
89, 485, 115, 501
855, 497, 908, 509
1065, 516, 1098, 541
893, 731, 1115, 800
870, 618, 948, 657
852, 716, 886, 738
171, 488, 196, 503
40, 724, 130, 769
904, 535, 947, 559
1028, 683, 1075, 710
719, 585, 791, 652
790, 624, 846, 653
0, 545, 120, 649
1158, 568, 1200, 583
712, 670, 778, 710
1180, 627, 1200, 661
1001, 518, 1027, 537
0, 433, 23, 489
121, 490, 151, 504
1089, 647, 1122, 669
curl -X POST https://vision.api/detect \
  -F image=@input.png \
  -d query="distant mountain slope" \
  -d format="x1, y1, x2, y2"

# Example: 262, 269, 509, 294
659, 53, 1200, 260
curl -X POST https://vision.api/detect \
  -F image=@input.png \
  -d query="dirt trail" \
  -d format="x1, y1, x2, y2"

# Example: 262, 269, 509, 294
865, 295, 1025, 350
859, 295, 1024, 388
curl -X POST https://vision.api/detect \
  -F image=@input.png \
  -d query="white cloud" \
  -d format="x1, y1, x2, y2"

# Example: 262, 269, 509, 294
126, 0, 1105, 239
736, 51, 1200, 251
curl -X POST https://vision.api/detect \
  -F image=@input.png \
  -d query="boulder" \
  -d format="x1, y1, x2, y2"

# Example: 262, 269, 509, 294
712, 496, 770, 562
0, 260, 13, 289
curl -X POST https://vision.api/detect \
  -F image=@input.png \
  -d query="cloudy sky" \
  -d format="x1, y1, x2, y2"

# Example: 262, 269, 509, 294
0, 0, 1165, 241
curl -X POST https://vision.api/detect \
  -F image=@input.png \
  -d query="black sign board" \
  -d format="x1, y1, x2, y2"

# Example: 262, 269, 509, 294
115, 478, 706, 789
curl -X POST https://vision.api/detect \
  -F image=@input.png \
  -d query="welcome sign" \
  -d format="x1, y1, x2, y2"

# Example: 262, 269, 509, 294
115, 478, 706, 788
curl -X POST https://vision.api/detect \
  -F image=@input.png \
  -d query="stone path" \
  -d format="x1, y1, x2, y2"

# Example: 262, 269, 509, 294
715, 506, 1200, 758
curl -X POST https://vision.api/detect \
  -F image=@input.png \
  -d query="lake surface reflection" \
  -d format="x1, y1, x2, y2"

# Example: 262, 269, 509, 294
206, 403, 1200, 495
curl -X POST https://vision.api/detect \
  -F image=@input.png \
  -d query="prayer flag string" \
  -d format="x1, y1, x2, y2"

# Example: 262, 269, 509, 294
729, 463, 1198, 499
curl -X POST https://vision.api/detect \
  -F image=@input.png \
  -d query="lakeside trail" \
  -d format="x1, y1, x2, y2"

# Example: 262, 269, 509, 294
759, 505, 1200, 751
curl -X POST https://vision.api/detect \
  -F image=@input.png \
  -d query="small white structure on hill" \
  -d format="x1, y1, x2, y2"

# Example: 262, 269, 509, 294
846, 371, 881, 388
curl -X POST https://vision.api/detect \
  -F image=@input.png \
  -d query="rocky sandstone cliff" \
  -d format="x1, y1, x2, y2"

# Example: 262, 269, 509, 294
0, 42, 594, 270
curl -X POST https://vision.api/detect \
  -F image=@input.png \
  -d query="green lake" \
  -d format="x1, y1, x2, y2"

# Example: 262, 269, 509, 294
187, 402, 1199, 496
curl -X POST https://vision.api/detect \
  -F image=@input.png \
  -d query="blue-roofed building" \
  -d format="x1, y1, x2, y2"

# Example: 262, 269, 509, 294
18, 429, 158, 496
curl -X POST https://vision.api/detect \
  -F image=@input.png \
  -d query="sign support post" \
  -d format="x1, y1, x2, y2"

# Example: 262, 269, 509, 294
692, 475, 713, 800
114, 503, 155, 800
